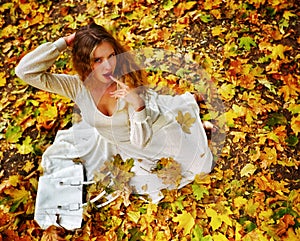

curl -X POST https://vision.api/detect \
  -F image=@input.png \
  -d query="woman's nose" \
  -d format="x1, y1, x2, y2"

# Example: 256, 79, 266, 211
102, 59, 112, 71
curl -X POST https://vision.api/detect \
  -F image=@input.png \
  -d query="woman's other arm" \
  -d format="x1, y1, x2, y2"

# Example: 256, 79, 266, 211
15, 34, 80, 101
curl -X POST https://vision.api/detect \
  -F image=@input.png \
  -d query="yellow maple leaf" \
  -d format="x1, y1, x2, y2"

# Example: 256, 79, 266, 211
23, 160, 35, 173
212, 233, 229, 241
282, 228, 300, 241
127, 211, 140, 224
19, 3, 32, 15
235, 222, 243, 241
283, 10, 297, 20
155, 158, 182, 186
172, 210, 195, 235
206, 208, 223, 231
233, 196, 248, 209
271, 44, 292, 60
203, 0, 223, 10
4, 186, 30, 207
16, 136, 34, 155
244, 198, 259, 218
8, 175, 20, 187
218, 83, 236, 101
260, 147, 277, 169
243, 229, 269, 241
241, 163, 257, 177
231, 131, 247, 143
291, 114, 300, 135
176, 111, 196, 134
223, 41, 238, 58
211, 26, 226, 36
224, 110, 239, 127
287, 103, 300, 114
29, 13, 44, 26
0, 71, 6, 87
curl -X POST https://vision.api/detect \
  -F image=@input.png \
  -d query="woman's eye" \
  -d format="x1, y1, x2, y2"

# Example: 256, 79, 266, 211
94, 58, 102, 63
109, 53, 116, 59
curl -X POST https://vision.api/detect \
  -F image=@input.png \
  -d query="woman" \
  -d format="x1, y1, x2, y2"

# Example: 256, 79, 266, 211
15, 23, 213, 202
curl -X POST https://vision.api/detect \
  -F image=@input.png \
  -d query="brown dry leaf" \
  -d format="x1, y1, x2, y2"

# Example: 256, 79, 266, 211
176, 110, 196, 134
41, 226, 66, 241
154, 158, 182, 186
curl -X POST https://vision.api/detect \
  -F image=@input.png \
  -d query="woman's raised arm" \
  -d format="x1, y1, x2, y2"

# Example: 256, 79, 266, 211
15, 35, 81, 101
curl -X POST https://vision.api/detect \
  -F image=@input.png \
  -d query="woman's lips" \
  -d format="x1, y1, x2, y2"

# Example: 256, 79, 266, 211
103, 72, 113, 79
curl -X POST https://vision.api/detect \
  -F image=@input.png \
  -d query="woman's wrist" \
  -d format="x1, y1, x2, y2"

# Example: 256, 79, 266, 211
54, 38, 68, 52
135, 105, 145, 112
132, 98, 145, 112
63, 33, 76, 47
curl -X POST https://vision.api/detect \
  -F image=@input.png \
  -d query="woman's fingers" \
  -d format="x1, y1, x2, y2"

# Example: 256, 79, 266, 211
110, 89, 128, 98
109, 76, 131, 99
64, 33, 76, 46
109, 76, 128, 89
202, 121, 217, 132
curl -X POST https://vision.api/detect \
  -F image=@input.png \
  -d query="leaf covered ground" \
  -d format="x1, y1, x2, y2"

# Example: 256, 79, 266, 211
0, 0, 300, 240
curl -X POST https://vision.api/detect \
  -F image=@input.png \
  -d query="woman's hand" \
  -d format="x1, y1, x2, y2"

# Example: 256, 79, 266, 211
109, 76, 145, 112
63, 33, 76, 47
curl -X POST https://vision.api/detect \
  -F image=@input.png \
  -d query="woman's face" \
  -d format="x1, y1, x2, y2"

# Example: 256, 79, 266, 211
92, 41, 116, 84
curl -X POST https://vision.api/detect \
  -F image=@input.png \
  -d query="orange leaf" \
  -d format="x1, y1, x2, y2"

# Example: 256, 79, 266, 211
174, 1, 197, 17
41, 226, 66, 241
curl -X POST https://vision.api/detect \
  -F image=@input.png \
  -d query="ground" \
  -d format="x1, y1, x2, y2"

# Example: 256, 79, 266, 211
0, 0, 299, 240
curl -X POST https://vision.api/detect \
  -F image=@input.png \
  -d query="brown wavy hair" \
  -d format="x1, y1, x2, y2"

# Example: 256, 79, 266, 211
72, 23, 147, 89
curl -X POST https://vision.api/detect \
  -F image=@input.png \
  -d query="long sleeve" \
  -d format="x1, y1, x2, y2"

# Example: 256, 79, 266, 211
15, 38, 82, 101
128, 90, 173, 148
128, 107, 153, 148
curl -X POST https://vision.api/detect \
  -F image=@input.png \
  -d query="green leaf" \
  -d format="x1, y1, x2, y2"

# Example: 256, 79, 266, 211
192, 183, 209, 201
176, 68, 191, 78
257, 55, 271, 63
171, 195, 186, 211
200, 14, 212, 23
163, 0, 176, 10
238, 36, 257, 51
5, 125, 22, 143
286, 135, 298, 147
4, 187, 30, 212
127, 211, 140, 224
245, 221, 257, 232
191, 224, 203, 241
55, 58, 68, 69
266, 113, 287, 127
128, 228, 144, 241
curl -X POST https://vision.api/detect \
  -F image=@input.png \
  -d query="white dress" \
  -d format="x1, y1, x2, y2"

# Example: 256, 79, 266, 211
15, 38, 213, 202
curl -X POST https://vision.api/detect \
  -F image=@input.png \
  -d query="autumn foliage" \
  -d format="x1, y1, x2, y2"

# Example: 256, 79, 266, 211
0, 0, 300, 240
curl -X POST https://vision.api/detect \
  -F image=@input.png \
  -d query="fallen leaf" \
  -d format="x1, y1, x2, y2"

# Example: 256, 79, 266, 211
172, 210, 195, 235
238, 36, 257, 51
192, 183, 209, 201
291, 114, 300, 135
41, 226, 66, 241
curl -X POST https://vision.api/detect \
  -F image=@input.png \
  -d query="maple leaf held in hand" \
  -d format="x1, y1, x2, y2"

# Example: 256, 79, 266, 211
176, 110, 196, 134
